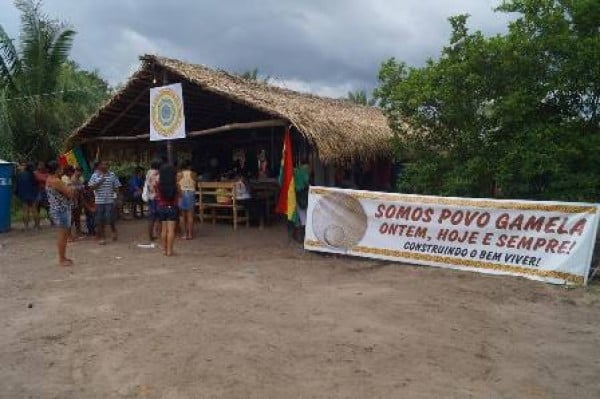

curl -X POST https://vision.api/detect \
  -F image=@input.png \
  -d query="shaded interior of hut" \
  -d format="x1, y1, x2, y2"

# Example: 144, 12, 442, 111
87, 127, 395, 229
91, 128, 395, 192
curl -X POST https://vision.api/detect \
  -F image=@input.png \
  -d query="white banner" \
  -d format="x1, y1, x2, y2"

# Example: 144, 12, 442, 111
304, 186, 599, 285
150, 83, 186, 141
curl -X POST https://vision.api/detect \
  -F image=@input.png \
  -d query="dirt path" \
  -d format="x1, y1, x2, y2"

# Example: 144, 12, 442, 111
1, 221, 599, 398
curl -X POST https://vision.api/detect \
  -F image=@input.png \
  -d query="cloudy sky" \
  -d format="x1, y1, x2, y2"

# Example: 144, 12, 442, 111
0, 0, 512, 97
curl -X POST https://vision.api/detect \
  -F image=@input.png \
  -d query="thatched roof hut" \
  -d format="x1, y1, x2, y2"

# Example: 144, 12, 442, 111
66, 55, 394, 164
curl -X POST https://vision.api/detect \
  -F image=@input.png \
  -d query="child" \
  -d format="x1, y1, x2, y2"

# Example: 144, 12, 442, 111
82, 183, 96, 237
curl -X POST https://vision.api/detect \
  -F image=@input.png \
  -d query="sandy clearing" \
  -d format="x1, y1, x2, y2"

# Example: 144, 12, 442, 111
1, 220, 599, 398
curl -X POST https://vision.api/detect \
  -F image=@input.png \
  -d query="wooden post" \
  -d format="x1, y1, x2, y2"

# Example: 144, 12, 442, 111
270, 127, 275, 171
162, 70, 174, 165
167, 141, 173, 165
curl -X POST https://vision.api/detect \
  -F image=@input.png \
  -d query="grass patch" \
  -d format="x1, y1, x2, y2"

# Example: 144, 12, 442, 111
11, 195, 23, 221
9, 195, 51, 226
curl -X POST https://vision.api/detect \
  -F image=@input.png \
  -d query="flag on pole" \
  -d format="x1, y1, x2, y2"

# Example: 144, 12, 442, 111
276, 127, 297, 223
58, 154, 68, 168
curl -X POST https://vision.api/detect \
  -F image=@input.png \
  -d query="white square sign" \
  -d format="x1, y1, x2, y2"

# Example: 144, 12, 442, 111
149, 83, 186, 141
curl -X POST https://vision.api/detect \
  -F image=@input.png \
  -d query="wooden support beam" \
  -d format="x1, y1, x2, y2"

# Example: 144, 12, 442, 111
95, 84, 151, 137
187, 119, 287, 138
82, 119, 288, 143
101, 110, 146, 119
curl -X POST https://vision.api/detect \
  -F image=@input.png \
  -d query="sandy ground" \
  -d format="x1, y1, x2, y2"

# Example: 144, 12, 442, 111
1, 220, 599, 399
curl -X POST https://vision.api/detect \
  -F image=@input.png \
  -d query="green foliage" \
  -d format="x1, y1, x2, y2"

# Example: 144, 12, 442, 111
111, 161, 148, 183
0, 0, 109, 162
0, 88, 15, 159
375, 0, 600, 201
347, 90, 376, 106
56, 61, 109, 134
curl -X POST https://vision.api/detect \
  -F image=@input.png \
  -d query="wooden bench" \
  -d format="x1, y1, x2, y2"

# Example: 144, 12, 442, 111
197, 182, 249, 230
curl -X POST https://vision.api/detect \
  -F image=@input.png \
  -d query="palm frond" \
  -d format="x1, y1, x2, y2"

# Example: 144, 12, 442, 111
17, 0, 47, 94
0, 54, 15, 90
0, 87, 16, 159
0, 25, 22, 90
46, 28, 75, 91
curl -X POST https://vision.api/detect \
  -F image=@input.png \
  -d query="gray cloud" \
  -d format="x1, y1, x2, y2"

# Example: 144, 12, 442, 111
0, 0, 513, 97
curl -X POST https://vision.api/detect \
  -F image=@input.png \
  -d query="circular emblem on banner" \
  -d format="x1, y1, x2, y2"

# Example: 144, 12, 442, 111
151, 88, 183, 137
312, 192, 367, 250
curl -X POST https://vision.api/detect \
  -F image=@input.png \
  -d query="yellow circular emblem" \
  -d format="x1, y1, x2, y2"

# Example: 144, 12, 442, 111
151, 88, 183, 137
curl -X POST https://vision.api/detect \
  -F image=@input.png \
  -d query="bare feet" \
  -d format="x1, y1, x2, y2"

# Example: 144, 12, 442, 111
59, 258, 73, 267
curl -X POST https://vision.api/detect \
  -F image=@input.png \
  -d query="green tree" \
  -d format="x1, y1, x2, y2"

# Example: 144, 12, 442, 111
347, 90, 376, 106
0, 0, 108, 161
375, 0, 599, 201
56, 61, 109, 135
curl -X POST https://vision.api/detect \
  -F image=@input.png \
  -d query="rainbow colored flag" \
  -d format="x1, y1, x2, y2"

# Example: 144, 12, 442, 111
59, 147, 91, 180
276, 127, 297, 223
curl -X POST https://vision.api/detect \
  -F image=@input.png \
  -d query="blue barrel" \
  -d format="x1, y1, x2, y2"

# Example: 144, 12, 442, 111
0, 160, 13, 233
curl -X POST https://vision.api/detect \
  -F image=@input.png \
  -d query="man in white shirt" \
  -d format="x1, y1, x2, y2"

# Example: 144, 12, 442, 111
89, 161, 121, 245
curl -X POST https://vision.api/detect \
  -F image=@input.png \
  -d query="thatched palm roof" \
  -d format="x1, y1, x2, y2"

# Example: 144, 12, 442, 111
66, 55, 394, 163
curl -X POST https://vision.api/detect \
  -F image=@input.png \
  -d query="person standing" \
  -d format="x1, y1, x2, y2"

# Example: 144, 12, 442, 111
45, 161, 74, 266
177, 160, 197, 240
89, 161, 121, 245
61, 165, 74, 185
128, 167, 145, 218
15, 162, 38, 229
33, 161, 50, 228
294, 157, 311, 241
70, 167, 85, 238
59, 166, 76, 241
82, 183, 96, 237
156, 164, 179, 256
233, 171, 266, 228
144, 159, 162, 242
257, 149, 269, 179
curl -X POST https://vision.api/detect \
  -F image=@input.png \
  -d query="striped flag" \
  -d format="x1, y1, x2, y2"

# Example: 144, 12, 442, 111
60, 147, 92, 180
276, 127, 297, 223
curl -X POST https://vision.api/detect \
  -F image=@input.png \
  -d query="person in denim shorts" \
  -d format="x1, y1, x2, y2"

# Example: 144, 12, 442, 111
45, 161, 75, 266
177, 160, 197, 240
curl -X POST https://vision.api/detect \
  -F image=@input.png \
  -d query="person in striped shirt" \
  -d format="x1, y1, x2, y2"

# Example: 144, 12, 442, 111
89, 161, 121, 245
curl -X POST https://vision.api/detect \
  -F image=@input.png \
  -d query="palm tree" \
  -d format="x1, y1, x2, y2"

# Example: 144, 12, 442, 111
347, 90, 377, 106
0, 0, 75, 160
